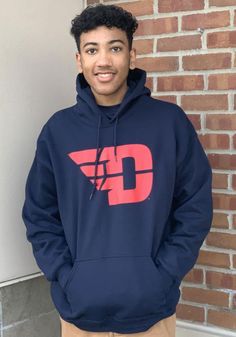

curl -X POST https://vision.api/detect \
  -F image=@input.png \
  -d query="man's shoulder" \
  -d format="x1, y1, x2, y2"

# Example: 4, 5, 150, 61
143, 95, 186, 120
142, 95, 195, 136
36, 104, 77, 142
45, 104, 77, 126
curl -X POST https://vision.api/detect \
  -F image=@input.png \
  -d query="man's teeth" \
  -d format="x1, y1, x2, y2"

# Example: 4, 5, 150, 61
97, 73, 113, 77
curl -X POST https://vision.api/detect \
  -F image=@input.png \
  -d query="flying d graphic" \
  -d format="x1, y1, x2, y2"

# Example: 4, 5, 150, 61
68, 144, 153, 206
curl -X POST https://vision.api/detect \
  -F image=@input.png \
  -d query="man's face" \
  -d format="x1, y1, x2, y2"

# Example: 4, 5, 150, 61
76, 26, 136, 106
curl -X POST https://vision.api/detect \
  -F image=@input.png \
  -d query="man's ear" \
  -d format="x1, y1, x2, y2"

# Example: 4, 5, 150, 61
129, 48, 136, 70
76, 52, 83, 73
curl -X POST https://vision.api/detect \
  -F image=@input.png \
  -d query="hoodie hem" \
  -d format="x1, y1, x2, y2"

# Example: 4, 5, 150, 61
60, 309, 176, 334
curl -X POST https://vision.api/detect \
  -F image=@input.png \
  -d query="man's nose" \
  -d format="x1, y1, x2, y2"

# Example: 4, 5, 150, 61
96, 50, 112, 67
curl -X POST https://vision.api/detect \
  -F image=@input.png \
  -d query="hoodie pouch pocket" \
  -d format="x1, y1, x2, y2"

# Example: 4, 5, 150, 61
64, 255, 174, 322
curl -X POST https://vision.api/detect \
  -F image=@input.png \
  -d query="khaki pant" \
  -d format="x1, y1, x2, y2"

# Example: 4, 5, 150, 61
60, 313, 176, 337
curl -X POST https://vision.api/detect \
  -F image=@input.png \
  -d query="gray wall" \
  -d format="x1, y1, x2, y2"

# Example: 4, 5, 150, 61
0, 0, 83, 336
0, 0, 83, 284
0, 277, 60, 337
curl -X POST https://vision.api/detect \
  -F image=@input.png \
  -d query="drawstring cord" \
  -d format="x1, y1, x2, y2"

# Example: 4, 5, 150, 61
113, 115, 118, 162
89, 113, 119, 200
89, 113, 102, 200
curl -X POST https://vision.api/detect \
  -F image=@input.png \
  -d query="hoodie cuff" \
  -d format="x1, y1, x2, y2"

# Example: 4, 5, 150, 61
57, 263, 73, 290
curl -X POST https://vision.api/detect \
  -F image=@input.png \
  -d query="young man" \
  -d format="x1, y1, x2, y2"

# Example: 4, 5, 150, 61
22, 4, 213, 337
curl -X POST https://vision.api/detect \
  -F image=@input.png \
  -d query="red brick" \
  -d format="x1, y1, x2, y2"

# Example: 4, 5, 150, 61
187, 114, 201, 130
197, 250, 230, 268
209, 0, 236, 6
213, 193, 236, 210
206, 271, 236, 290
234, 134, 236, 149
182, 287, 229, 307
233, 215, 236, 229
212, 212, 229, 229
233, 255, 236, 268
181, 95, 228, 111
145, 77, 153, 91
183, 53, 231, 71
158, 0, 204, 13
208, 154, 236, 170
136, 17, 178, 36
158, 75, 204, 92
133, 39, 153, 55
176, 304, 204, 322
232, 174, 236, 190
155, 96, 177, 104
183, 268, 204, 284
157, 35, 201, 52
212, 173, 228, 189
208, 310, 236, 330
206, 115, 236, 131
209, 74, 236, 90
199, 134, 230, 150
182, 11, 230, 31
207, 31, 236, 48
117, 0, 154, 17
136, 57, 178, 72
207, 232, 236, 250
233, 294, 236, 309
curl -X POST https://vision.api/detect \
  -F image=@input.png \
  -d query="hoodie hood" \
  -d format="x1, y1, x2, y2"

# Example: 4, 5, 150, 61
75, 68, 151, 200
75, 67, 150, 127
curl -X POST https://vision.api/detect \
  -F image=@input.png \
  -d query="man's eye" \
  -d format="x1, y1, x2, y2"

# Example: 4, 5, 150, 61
86, 49, 97, 55
112, 46, 122, 52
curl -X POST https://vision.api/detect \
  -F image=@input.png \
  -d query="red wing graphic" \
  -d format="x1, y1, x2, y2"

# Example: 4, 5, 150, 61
68, 144, 153, 206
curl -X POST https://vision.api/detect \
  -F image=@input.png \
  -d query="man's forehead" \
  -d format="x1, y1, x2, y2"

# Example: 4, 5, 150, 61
80, 26, 128, 46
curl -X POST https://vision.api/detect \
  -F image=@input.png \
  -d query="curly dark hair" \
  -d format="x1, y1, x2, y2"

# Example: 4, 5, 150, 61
70, 4, 138, 51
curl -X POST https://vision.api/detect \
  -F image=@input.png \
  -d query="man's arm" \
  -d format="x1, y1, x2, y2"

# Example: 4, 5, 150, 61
155, 109, 213, 282
22, 133, 73, 290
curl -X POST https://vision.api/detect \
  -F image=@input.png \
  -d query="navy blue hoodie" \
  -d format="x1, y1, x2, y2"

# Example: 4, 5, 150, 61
22, 68, 213, 333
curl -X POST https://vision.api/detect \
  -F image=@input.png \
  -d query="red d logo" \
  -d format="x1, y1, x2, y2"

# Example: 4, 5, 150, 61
68, 144, 153, 206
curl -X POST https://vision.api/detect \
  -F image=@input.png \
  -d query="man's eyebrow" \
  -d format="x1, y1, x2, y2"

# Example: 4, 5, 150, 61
82, 42, 98, 49
82, 39, 126, 49
108, 39, 126, 45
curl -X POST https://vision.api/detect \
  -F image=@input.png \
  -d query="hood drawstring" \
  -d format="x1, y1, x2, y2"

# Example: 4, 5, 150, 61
113, 115, 119, 162
89, 113, 119, 200
89, 112, 102, 200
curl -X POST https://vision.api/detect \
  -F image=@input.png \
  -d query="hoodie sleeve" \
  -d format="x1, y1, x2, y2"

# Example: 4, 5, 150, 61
22, 128, 73, 289
155, 107, 213, 283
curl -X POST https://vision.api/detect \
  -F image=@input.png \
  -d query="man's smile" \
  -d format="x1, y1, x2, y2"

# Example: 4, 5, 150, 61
95, 72, 116, 82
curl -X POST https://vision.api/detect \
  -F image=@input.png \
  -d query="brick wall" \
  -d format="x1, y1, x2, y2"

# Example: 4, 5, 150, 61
86, 0, 236, 332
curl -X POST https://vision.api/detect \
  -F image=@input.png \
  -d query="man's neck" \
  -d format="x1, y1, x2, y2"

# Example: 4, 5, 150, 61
92, 85, 128, 106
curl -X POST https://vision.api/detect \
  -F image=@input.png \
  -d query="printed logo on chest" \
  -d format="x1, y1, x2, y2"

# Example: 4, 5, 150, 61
68, 144, 153, 205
